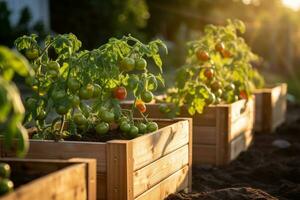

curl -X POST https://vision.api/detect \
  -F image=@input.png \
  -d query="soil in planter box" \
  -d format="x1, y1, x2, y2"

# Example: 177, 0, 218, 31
166, 102, 300, 200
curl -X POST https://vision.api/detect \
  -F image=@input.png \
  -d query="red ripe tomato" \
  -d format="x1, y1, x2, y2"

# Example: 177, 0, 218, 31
239, 90, 248, 99
204, 69, 214, 79
196, 50, 210, 62
113, 87, 127, 100
222, 50, 232, 58
135, 100, 146, 113
215, 42, 225, 52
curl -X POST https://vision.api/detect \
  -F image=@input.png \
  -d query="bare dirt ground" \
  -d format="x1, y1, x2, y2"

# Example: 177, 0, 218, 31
166, 102, 300, 200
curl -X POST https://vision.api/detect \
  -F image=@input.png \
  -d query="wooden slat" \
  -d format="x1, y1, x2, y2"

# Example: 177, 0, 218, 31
193, 126, 216, 145
135, 166, 189, 200
96, 173, 106, 200
1, 162, 87, 200
133, 145, 189, 197
229, 110, 254, 142
2, 140, 107, 173
132, 120, 189, 170
216, 106, 229, 166
69, 158, 97, 200
230, 99, 251, 123
229, 129, 253, 161
192, 145, 216, 165
107, 140, 133, 200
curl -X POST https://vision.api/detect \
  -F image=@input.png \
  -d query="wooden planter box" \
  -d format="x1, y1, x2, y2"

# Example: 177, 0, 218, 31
254, 83, 287, 133
1, 119, 192, 200
0, 158, 96, 200
123, 99, 254, 166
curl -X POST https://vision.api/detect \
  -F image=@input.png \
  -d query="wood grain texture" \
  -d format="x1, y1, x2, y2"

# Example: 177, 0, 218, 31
133, 145, 189, 197
0, 158, 96, 200
134, 166, 189, 200
254, 83, 287, 133
131, 120, 189, 171
107, 140, 133, 200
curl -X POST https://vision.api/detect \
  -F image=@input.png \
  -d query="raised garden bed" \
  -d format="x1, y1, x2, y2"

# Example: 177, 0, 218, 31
254, 83, 287, 133
1, 119, 192, 200
0, 158, 96, 200
123, 99, 254, 166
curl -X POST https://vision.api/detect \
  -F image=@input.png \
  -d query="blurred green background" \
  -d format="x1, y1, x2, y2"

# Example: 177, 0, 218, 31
1, 0, 300, 101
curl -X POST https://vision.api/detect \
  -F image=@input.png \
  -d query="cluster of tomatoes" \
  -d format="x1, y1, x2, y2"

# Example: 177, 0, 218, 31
0, 163, 13, 195
196, 42, 248, 105
23, 45, 159, 139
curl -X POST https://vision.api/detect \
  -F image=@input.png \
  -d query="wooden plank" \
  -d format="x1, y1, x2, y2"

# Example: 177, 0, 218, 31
2, 140, 107, 173
132, 120, 189, 171
192, 144, 216, 165
135, 166, 189, 200
187, 118, 193, 193
0, 161, 88, 200
133, 145, 189, 197
107, 140, 133, 200
216, 106, 229, 166
97, 173, 107, 200
69, 158, 97, 200
229, 128, 253, 161
229, 109, 254, 142
193, 126, 216, 145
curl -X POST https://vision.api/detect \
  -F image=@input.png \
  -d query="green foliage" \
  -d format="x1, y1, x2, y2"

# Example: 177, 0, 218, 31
0, 46, 31, 157
15, 33, 167, 140
162, 20, 264, 116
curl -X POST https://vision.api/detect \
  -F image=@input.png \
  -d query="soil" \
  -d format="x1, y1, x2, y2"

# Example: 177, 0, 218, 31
166, 102, 300, 200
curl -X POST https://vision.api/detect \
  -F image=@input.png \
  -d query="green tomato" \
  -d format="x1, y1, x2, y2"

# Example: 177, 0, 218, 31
225, 83, 235, 91
55, 104, 70, 115
0, 179, 13, 195
52, 90, 66, 101
120, 57, 135, 72
101, 111, 115, 123
141, 91, 153, 103
25, 48, 39, 60
147, 122, 158, 133
48, 70, 59, 78
205, 92, 216, 105
68, 95, 80, 107
128, 125, 139, 138
214, 97, 222, 105
25, 76, 38, 87
93, 84, 102, 98
138, 123, 147, 134
67, 78, 81, 92
135, 58, 147, 70
0, 163, 10, 179
95, 122, 109, 135
73, 114, 87, 125
214, 89, 223, 97
120, 121, 131, 133
222, 91, 230, 102
79, 84, 94, 99
47, 61, 60, 71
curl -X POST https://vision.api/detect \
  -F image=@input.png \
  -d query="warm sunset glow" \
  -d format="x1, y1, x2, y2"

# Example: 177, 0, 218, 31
282, 0, 300, 10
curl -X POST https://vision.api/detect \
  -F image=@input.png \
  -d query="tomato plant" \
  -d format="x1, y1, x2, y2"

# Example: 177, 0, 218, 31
161, 20, 263, 117
15, 34, 167, 140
